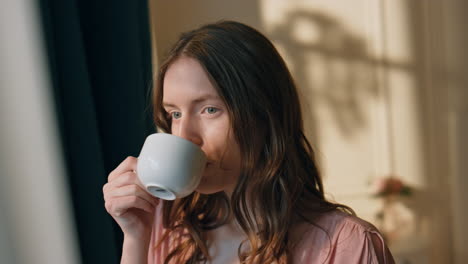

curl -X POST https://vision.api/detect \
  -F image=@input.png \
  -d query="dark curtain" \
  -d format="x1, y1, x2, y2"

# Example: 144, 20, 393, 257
38, 0, 155, 262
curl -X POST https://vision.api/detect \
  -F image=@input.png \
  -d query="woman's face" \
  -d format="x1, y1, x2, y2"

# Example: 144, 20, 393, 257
162, 56, 241, 196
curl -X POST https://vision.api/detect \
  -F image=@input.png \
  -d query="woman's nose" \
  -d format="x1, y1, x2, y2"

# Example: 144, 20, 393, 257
174, 117, 203, 146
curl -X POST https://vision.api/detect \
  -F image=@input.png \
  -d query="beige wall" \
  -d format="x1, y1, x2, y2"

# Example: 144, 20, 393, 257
148, 0, 262, 67
149, 1, 467, 263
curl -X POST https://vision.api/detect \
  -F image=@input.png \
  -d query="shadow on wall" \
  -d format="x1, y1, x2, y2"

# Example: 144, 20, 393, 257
268, 10, 379, 142
264, 4, 453, 263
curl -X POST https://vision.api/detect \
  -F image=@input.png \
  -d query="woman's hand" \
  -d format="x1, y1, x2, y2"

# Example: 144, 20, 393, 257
103, 156, 160, 240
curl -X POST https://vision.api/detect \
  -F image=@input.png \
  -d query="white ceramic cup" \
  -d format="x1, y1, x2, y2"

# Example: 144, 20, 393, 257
136, 133, 207, 200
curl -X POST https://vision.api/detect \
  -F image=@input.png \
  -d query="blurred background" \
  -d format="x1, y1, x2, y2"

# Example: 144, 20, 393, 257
1, 0, 466, 263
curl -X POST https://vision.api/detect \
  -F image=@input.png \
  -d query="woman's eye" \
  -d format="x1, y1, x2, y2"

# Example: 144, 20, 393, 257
205, 107, 219, 114
171, 112, 182, 119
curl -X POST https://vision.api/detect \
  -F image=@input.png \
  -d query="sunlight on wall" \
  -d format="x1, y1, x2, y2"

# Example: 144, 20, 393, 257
259, 0, 455, 263
260, 0, 390, 212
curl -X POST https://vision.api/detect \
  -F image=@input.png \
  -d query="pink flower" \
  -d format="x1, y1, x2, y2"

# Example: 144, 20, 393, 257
371, 176, 411, 197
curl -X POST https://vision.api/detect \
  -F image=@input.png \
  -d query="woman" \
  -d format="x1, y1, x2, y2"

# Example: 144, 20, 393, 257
103, 21, 395, 263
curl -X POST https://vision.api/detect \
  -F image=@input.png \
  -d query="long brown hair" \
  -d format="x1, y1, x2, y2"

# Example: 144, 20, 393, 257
152, 20, 354, 264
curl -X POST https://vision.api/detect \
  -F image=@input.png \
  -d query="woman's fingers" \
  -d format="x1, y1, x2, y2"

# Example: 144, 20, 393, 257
103, 156, 160, 220
105, 170, 140, 190
105, 195, 155, 216
105, 184, 159, 207
107, 156, 138, 182
103, 170, 155, 204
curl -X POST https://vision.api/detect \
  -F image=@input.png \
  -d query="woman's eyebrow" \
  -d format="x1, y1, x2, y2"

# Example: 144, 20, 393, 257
163, 94, 221, 108
162, 102, 177, 108
191, 94, 221, 104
